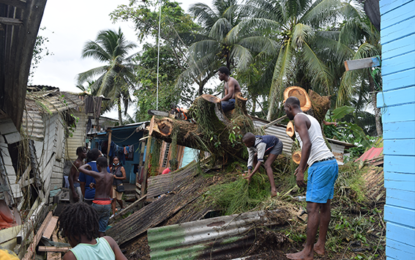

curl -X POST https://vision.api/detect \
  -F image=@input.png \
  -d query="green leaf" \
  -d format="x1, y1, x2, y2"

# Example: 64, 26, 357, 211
332, 106, 354, 120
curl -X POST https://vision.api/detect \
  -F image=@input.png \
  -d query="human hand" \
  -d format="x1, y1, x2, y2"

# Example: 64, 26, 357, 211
89, 183, 95, 189
295, 169, 306, 188
243, 173, 253, 184
85, 164, 92, 170
73, 192, 79, 202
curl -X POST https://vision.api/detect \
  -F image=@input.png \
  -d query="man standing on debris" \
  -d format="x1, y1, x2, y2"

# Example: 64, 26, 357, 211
69, 147, 87, 203
58, 203, 127, 260
80, 149, 110, 205
218, 66, 242, 112
284, 96, 338, 260
79, 157, 114, 237
242, 133, 283, 197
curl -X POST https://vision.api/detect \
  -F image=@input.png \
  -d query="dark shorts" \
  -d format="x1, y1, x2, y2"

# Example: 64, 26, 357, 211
306, 159, 338, 203
268, 140, 283, 155
92, 203, 111, 233
221, 99, 235, 112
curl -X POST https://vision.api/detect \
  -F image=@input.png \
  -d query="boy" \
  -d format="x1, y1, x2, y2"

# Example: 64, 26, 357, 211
57, 203, 127, 260
242, 132, 283, 197
79, 157, 113, 237
69, 147, 86, 203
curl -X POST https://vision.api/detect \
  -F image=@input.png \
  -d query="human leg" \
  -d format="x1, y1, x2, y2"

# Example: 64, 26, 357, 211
286, 202, 321, 260
116, 191, 124, 209
92, 203, 111, 237
264, 153, 278, 197
221, 99, 235, 112
111, 186, 117, 215
314, 200, 331, 255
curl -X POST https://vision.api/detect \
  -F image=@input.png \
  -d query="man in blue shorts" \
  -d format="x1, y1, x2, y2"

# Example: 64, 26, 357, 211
218, 66, 242, 112
284, 96, 338, 260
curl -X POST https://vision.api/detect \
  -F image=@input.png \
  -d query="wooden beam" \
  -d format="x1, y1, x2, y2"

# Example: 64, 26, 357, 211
0, 17, 23, 26
107, 130, 112, 165
22, 211, 53, 260
344, 57, 381, 71
0, 0, 26, 9
142, 136, 152, 196
109, 194, 147, 224
42, 216, 58, 239
39, 246, 70, 252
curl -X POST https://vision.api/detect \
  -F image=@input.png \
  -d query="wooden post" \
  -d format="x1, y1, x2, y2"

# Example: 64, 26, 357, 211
22, 211, 53, 260
141, 136, 152, 197
107, 129, 112, 165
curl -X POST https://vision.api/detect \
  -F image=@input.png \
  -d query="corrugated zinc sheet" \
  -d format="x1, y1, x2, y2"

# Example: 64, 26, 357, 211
377, 0, 415, 259
355, 147, 383, 162
252, 118, 293, 155
148, 210, 283, 260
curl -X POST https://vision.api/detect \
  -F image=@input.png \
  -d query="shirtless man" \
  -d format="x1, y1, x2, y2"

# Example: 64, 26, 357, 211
69, 147, 87, 203
284, 97, 338, 260
79, 157, 114, 237
218, 66, 242, 112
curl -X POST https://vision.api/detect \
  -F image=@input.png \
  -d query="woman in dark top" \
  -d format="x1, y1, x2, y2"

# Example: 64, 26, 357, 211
110, 157, 126, 216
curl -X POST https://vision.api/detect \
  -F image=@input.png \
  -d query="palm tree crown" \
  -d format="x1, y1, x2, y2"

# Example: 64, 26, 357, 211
77, 28, 137, 125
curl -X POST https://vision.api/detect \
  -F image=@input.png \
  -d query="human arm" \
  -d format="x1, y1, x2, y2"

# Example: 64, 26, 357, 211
114, 167, 127, 180
63, 251, 77, 260
244, 143, 266, 182
221, 80, 235, 101
79, 171, 86, 197
78, 164, 101, 178
104, 236, 127, 260
323, 120, 337, 127
294, 115, 312, 187
69, 162, 80, 202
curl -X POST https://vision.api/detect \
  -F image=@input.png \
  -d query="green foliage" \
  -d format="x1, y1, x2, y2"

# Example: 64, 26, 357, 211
335, 162, 367, 203
332, 106, 355, 120
30, 27, 53, 82
207, 174, 270, 215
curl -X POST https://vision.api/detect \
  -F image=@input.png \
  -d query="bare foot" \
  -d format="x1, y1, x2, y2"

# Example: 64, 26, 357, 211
286, 249, 313, 260
301, 243, 325, 256
271, 190, 278, 197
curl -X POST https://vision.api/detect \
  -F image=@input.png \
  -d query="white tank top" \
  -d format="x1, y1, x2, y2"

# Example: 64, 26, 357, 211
294, 113, 333, 166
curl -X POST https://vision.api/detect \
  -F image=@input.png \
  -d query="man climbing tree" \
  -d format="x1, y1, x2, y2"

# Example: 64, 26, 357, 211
284, 96, 338, 260
218, 67, 242, 112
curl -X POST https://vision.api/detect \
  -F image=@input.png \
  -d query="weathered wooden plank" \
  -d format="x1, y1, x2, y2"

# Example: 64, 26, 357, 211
0, 0, 26, 9
381, 103, 415, 123
22, 212, 53, 260
52, 172, 63, 179
384, 205, 415, 227
386, 238, 415, 260
0, 225, 22, 244
384, 139, 415, 155
0, 237, 17, 251
386, 188, 415, 209
1, 152, 13, 166
377, 86, 415, 108
386, 222, 415, 247
381, 0, 415, 30
382, 68, 415, 92
4, 165, 15, 176
10, 184, 22, 198
381, 17, 415, 45
0, 119, 18, 135
0, 135, 4, 143
380, 0, 414, 15
382, 50, 415, 76
42, 216, 58, 239
39, 246, 70, 252
383, 34, 415, 61
344, 57, 380, 71
8, 175, 16, 184
4, 132, 21, 144
382, 121, 415, 139
21, 178, 35, 187
0, 17, 23, 26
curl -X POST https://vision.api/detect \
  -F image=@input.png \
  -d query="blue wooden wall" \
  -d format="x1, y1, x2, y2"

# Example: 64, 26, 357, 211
378, 0, 415, 259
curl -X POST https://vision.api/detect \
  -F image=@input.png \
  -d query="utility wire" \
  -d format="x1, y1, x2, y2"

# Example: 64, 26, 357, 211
156, 0, 162, 110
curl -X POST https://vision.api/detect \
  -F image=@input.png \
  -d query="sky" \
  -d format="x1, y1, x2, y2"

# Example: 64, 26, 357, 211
31, 0, 197, 119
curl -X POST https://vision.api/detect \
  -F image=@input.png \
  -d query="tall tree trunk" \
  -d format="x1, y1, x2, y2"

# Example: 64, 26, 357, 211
118, 98, 123, 126
198, 82, 203, 96
368, 71, 382, 136
251, 94, 256, 115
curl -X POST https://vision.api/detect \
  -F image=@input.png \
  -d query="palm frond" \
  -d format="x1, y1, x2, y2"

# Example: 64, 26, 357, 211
77, 66, 108, 84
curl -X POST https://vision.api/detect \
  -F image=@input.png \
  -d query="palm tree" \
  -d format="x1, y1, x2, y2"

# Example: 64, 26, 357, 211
230, 0, 354, 120
77, 28, 137, 125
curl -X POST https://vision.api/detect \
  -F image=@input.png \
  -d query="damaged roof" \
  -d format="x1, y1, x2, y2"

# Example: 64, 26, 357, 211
22, 87, 84, 140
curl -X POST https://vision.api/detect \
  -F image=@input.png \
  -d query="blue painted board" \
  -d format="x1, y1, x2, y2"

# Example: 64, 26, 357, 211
382, 17, 415, 45
382, 1, 415, 30
384, 139, 415, 155
381, 103, 415, 123
386, 238, 415, 260
386, 188, 415, 209
387, 222, 415, 247
384, 155, 415, 173
380, 0, 414, 15
382, 121, 415, 139
383, 34, 415, 61
382, 50, 415, 76
384, 205, 415, 227
377, 86, 415, 107
382, 68, 415, 92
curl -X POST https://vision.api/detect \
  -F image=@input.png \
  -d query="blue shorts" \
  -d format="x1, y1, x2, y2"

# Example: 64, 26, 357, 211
221, 99, 235, 112
92, 203, 111, 232
306, 159, 338, 203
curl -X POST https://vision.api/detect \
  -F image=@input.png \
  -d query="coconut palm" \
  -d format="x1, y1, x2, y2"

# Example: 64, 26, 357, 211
228, 0, 357, 120
77, 28, 137, 125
